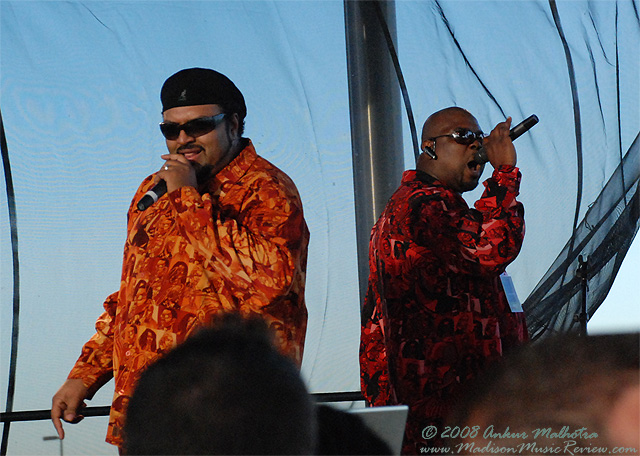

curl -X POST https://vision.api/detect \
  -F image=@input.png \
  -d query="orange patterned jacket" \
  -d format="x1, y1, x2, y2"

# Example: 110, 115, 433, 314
68, 140, 309, 446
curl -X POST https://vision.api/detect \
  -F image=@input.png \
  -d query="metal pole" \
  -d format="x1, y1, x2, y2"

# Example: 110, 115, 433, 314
42, 436, 63, 456
344, 0, 404, 305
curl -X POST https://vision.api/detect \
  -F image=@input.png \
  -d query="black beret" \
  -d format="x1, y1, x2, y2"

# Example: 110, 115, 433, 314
160, 68, 246, 120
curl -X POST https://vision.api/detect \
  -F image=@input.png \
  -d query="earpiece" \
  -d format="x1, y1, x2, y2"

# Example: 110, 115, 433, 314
422, 145, 437, 160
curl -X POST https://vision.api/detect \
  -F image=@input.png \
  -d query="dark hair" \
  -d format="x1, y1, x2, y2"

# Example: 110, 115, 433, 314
124, 314, 316, 455
138, 328, 157, 351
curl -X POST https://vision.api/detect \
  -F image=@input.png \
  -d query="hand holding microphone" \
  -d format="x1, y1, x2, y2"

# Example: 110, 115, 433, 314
474, 115, 539, 165
137, 154, 198, 211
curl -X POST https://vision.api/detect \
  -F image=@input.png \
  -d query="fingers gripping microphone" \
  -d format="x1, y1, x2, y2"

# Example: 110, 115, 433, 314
137, 181, 167, 211
474, 114, 539, 165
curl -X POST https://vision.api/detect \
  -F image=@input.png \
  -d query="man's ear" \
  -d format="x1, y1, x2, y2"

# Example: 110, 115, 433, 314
227, 112, 240, 137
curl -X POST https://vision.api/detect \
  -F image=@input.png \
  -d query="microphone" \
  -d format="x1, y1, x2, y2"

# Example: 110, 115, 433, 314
137, 180, 167, 211
474, 114, 539, 165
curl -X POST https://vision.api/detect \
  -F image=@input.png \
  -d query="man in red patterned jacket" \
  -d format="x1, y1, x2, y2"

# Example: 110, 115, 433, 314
51, 68, 309, 449
360, 107, 528, 454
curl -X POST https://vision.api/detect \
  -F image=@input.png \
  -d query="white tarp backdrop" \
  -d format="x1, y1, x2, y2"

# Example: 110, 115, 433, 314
1, 1, 638, 454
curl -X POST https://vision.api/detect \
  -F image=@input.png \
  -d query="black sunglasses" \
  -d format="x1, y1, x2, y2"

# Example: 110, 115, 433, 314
159, 113, 227, 140
429, 128, 485, 145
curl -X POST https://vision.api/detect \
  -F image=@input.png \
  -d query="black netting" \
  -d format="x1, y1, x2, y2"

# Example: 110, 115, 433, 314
524, 134, 639, 338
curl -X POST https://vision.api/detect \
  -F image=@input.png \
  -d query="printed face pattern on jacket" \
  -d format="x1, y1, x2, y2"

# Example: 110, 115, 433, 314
69, 141, 309, 446
360, 167, 528, 454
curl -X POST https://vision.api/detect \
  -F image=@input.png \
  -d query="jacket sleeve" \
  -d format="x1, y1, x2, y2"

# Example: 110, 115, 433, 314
412, 166, 525, 277
164, 174, 307, 311
67, 292, 117, 397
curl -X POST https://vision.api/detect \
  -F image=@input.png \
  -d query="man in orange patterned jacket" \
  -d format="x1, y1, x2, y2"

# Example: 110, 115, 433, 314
360, 107, 528, 454
51, 68, 309, 448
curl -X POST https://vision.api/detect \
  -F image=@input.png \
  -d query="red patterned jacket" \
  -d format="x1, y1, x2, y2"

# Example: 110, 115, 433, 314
360, 166, 528, 454
68, 140, 309, 446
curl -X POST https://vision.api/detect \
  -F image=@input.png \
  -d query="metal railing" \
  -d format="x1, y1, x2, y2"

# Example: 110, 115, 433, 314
1, 391, 364, 424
